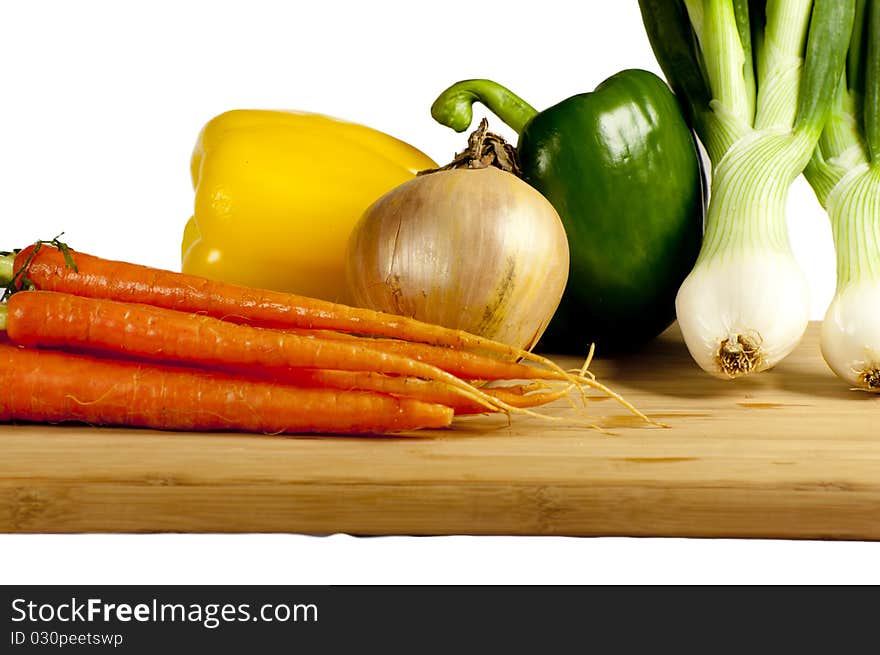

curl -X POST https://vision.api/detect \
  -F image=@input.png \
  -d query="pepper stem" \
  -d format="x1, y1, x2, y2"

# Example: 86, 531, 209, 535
431, 79, 538, 135
0, 304, 7, 331
419, 119, 521, 176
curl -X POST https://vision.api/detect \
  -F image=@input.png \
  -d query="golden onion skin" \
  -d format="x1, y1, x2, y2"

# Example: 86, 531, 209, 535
345, 167, 569, 351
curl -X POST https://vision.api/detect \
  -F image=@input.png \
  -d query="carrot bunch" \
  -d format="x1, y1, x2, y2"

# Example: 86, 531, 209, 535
0, 239, 650, 435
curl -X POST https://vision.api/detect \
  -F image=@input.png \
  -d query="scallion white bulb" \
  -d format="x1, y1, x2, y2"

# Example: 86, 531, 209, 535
821, 281, 880, 390
677, 249, 810, 378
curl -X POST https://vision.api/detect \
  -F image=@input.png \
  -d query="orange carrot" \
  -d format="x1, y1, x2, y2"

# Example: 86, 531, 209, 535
0, 342, 452, 434
277, 327, 561, 381
5, 243, 573, 374
1, 243, 656, 425
3, 290, 538, 415
264, 369, 571, 415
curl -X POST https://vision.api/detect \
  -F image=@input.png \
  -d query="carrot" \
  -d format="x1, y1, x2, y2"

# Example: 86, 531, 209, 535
3, 290, 546, 416
0, 342, 452, 434
2, 243, 577, 378
264, 369, 573, 415
0, 242, 657, 425
243, 329, 652, 423
277, 327, 567, 382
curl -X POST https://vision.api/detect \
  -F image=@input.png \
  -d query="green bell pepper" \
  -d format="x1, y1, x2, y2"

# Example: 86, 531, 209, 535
431, 69, 704, 353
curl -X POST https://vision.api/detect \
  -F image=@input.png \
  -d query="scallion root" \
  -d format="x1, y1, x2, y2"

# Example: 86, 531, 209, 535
858, 366, 880, 392
716, 333, 764, 378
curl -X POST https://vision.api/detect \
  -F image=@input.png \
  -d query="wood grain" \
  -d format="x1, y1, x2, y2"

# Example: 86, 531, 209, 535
2, 322, 879, 538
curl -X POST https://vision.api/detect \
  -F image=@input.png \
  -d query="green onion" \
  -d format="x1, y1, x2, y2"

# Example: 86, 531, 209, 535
639, 0, 856, 378
804, 0, 880, 391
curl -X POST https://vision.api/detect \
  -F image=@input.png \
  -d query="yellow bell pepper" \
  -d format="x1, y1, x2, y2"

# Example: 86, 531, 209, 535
181, 110, 437, 302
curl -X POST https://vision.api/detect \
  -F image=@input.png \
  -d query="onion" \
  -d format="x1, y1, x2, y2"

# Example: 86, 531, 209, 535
345, 121, 569, 351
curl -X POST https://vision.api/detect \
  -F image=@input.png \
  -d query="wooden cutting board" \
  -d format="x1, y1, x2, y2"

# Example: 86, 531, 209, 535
2, 322, 879, 539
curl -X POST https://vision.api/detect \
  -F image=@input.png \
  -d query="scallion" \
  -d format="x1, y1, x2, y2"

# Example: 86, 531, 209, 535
639, 0, 856, 378
805, 0, 880, 391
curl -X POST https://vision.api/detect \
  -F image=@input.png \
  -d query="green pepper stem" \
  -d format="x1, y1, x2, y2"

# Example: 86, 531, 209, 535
431, 79, 538, 135
0, 252, 14, 287
0, 304, 7, 331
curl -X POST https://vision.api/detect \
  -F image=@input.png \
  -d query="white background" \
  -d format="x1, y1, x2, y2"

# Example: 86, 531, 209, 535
0, 0, 872, 584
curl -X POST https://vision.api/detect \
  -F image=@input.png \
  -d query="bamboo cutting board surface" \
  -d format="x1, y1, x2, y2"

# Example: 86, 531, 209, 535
2, 322, 879, 539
